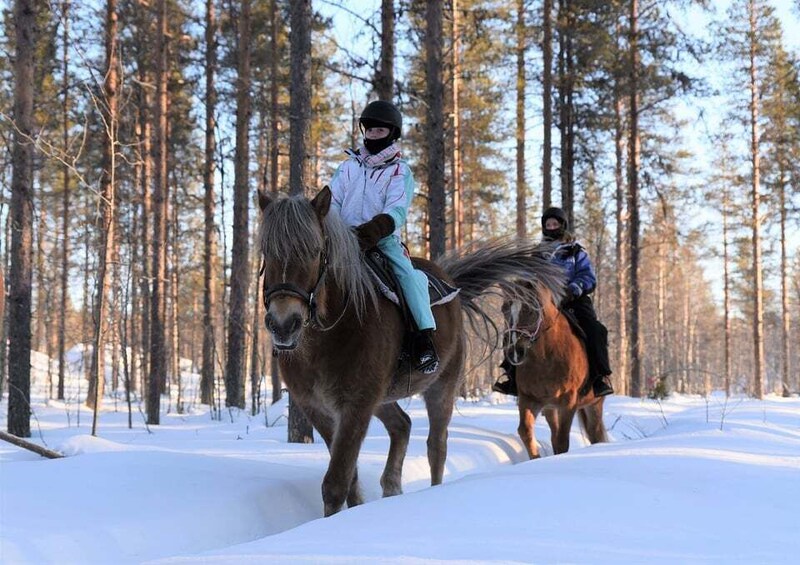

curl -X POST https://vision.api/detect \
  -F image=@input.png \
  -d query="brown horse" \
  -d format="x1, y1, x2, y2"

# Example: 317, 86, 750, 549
502, 280, 608, 459
257, 187, 563, 516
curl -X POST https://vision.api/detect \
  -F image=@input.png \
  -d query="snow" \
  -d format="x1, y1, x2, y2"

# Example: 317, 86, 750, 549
2, 356, 799, 564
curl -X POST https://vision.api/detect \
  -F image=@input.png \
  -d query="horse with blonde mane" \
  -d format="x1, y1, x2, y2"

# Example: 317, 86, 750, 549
257, 187, 563, 516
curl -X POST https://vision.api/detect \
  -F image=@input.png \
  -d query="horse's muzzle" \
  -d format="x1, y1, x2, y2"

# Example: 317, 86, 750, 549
265, 312, 303, 350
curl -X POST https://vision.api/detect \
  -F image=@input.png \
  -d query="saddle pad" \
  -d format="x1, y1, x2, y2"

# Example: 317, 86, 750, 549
364, 251, 460, 308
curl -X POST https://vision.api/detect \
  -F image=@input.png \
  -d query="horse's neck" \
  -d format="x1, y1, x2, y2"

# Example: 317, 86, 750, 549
316, 277, 369, 333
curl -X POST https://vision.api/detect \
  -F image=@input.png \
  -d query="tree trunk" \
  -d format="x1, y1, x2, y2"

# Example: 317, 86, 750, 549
34, 208, 46, 354
376, 0, 395, 100
748, 0, 764, 399
225, 0, 252, 410
613, 81, 628, 396
250, 283, 261, 416
657, 237, 665, 384
627, 0, 643, 398
542, 0, 553, 209
201, 0, 218, 406
451, 0, 463, 249
170, 185, 181, 412
515, 0, 526, 239
426, 0, 446, 259
287, 0, 314, 443
557, 0, 575, 226
722, 183, 731, 396
148, 0, 169, 425
88, 0, 119, 433
779, 167, 790, 396
57, 0, 69, 401
8, 0, 36, 437
138, 74, 153, 395
269, 0, 282, 405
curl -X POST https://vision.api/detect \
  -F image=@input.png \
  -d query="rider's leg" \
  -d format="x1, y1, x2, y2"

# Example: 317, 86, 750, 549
378, 236, 439, 374
492, 359, 517, 395
568, 296, 613, 397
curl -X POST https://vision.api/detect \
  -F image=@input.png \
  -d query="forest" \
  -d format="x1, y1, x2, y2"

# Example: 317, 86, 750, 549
1, 0, 798, 439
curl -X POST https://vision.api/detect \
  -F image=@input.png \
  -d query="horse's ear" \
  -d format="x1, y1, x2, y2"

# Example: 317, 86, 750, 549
257, 189, 273, 211
311, 186, 332, 219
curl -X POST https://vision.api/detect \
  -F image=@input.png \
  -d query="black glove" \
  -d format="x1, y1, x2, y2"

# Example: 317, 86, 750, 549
355, 214, 395, 251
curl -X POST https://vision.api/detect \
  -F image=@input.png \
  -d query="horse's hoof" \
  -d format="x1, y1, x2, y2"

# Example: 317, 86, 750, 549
324, 502, 343, 517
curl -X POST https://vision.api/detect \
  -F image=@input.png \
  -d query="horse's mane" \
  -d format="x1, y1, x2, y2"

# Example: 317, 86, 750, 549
258, 195, 377, 319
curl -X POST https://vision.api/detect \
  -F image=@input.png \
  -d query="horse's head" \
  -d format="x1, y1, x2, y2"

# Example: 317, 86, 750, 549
257, 187, 375, 350
257, 188, 332, 350
501, 280, 544, 366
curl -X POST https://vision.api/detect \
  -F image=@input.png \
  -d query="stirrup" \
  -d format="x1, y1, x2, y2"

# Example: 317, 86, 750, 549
416, 351, 439, 374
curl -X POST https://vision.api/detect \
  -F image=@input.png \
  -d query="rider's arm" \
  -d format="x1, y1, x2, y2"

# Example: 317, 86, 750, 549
328, 160, 350, 215
571, 247, 597, 295
381, 162, 415, 233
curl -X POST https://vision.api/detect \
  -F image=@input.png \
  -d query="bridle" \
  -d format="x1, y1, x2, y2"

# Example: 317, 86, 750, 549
261, 237, 329, 329
502, 302, 550, 366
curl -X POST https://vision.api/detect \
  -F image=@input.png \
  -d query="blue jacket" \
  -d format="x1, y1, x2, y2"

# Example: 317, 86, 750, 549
552, 241, 596, 298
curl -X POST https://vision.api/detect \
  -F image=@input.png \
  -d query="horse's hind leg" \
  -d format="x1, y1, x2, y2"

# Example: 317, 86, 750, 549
518, 395, 542, 459
374, 402, 412, 497
579, 399, 608, 444
423, 370, 460, 486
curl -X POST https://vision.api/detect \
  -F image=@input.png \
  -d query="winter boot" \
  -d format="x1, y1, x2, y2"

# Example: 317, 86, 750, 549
492, 361, 518, 396
592, 375, 614, 397
415, 329, 439, 374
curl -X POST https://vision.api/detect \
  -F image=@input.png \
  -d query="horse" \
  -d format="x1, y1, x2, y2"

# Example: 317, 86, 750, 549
257, 186, 564, 516
502, 279, 608, 459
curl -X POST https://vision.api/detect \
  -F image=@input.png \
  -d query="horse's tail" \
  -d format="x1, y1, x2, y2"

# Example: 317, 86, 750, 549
438, 237, 566, 344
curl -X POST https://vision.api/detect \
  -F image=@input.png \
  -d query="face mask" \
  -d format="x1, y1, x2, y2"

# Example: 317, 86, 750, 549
364, 135, 394, 155
542, 227, 565, 241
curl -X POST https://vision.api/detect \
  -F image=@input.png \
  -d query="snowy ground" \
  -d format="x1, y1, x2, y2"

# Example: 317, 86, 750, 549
1, 350, 799, 564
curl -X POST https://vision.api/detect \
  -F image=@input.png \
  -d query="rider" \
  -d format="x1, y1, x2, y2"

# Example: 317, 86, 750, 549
328, 100, 439, 374
492, 206, 614, 397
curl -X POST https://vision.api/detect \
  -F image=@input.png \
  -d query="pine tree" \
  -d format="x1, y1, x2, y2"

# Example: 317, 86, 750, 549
225, 0, 251, 410
148, 0, 169, 424
8, 0, 36, 437
201, 0, 218, 406
87, 0, 120, 426
425, 0, 446, 259
287, 0, 314, 444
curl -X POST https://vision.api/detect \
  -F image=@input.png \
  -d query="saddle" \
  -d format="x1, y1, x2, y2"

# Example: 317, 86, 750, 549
363, 248, 460, 330
363, 248, 459, 379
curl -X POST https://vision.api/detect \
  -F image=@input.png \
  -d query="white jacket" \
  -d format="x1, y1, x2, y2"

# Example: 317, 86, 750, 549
329, 143, 415, 235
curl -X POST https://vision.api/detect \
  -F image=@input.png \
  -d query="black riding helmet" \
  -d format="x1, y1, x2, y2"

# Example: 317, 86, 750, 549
359, 100, 402, 141
541, 207, 568, 241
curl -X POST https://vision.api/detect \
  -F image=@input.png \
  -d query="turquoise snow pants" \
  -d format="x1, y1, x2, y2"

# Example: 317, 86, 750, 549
377, 236, 436, 331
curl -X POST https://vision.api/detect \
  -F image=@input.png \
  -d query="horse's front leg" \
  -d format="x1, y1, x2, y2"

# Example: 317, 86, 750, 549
549, 406, 576, 455
322, 408, 372, 517
518, 395, 542, 459
299, 403, 363, 509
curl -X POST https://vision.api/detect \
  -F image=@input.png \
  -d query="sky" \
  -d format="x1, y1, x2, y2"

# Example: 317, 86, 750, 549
2, 349, 800, 563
